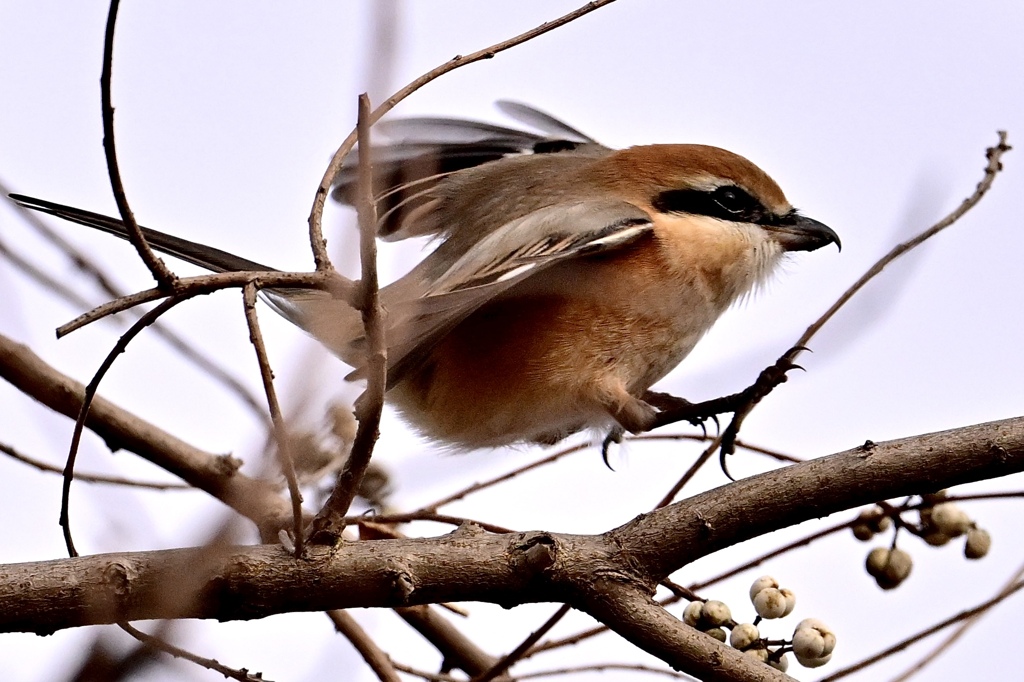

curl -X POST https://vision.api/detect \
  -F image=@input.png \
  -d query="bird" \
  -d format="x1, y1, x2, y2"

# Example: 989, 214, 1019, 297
10, 101, 839, 450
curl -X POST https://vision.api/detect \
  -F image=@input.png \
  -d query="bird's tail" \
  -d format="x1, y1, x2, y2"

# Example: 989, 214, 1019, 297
8, 194, 274, 274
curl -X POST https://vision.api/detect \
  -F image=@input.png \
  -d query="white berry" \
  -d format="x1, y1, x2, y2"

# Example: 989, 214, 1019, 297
753, 587, 788, 619
730, 623, 760, 650
749, 575, 778, 601
701, 600, 732, 627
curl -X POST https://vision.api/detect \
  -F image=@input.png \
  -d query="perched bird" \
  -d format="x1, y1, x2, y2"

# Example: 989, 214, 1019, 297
11, 102, 839, 449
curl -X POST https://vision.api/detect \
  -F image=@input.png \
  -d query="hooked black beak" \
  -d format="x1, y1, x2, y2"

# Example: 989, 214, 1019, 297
764, 213, 841, 253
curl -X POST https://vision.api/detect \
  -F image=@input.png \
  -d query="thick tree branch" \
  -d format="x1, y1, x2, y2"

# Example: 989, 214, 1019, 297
580, 582, 788, 682
3, 416, 1021, 645
0, 333, 292, 534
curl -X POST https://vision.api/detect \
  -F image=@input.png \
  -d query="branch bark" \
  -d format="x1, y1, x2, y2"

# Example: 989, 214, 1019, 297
0, 333, 292, 535
3, 416, 1021, 678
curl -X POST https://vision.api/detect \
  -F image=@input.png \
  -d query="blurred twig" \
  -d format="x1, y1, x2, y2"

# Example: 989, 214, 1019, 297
306, 0, 620, 270
0, 441, 190, 490
818, 577, 1024, 681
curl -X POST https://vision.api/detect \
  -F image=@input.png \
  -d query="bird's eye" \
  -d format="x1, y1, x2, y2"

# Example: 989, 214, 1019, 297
712, 186, 754, 214
652, 185, 768, 223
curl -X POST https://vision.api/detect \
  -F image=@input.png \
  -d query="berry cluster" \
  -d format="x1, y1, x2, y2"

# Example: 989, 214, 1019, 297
682, 576, 835, 672
852, 491, 991, 590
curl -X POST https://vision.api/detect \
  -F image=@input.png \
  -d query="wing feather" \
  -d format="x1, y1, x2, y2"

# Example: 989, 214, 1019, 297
339, 200, 653, 385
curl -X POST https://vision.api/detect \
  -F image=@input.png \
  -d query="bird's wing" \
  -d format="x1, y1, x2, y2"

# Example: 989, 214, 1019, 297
494, 100, 598, 144
333, 199, 653, 386
330, 103, 609, 241
8, 194, 273, 273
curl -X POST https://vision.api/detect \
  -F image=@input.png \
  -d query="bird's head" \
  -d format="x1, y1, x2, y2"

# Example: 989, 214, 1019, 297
595, 144, 840, 254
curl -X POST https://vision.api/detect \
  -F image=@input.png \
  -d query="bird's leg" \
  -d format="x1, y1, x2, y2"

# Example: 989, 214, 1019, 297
646, 346, 809, 455
641, 391, 717, 435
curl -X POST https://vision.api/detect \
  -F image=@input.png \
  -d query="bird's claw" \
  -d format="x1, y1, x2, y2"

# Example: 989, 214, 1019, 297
601, 427, 625, 470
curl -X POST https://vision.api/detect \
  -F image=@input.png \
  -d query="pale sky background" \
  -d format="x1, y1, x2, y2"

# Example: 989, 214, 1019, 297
1, 2, 1023, 681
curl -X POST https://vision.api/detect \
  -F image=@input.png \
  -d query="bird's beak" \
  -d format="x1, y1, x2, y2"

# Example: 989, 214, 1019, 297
764, 214, 841, 253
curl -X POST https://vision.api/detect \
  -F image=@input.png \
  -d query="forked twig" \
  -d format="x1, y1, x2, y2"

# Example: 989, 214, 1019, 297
99, 0, 176, 288
309, 94, 387, 544
305, 0, 620, 270
242, 282, 304, 556
58, 269, 354, 337
119, 622, 268, 682
60, 295, 184, 557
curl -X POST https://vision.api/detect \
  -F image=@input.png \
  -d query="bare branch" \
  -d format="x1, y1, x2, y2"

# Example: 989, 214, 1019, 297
61, 296, 183, 556
99, 0, 176, 288
4, 415, 1021, 633
306, 0, 619, 271
118, 622, 268, 682
0, 333, 292, 533
242, 283, 304, 555
327, 610, 401, 682
818, 577, 1024, 682
310, 94, 387, 544
0, 441, 189, 490
797, 131, 1010, 350
57, 269, 355, 337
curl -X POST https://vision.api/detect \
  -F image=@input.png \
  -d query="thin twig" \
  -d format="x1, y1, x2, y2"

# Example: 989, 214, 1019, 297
418, 440, 595, 512
688, 519, 854, 591
354, 512, 515, 536
309, 94, 387, 544
887, 558, 1024, 682
817, 579, 1024, 681
306, 0, 620, 270
659, 579, 701, 603
1, 189, 270, 423
655, 436, 721, 509
1, 442, 190, 490
519, 663, 697, 680
797, 131, 1010, 350
58, 269, 354, 336
119, 622, 268, 682
634, 433, 803, 464
61, 296, 184, 557
327, 610, 401, 682
99, 0, 176, 288
415, 434, 798, 517
472, 604, 572, 682
391, 661, 459, 682
242, 282, 304, 556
